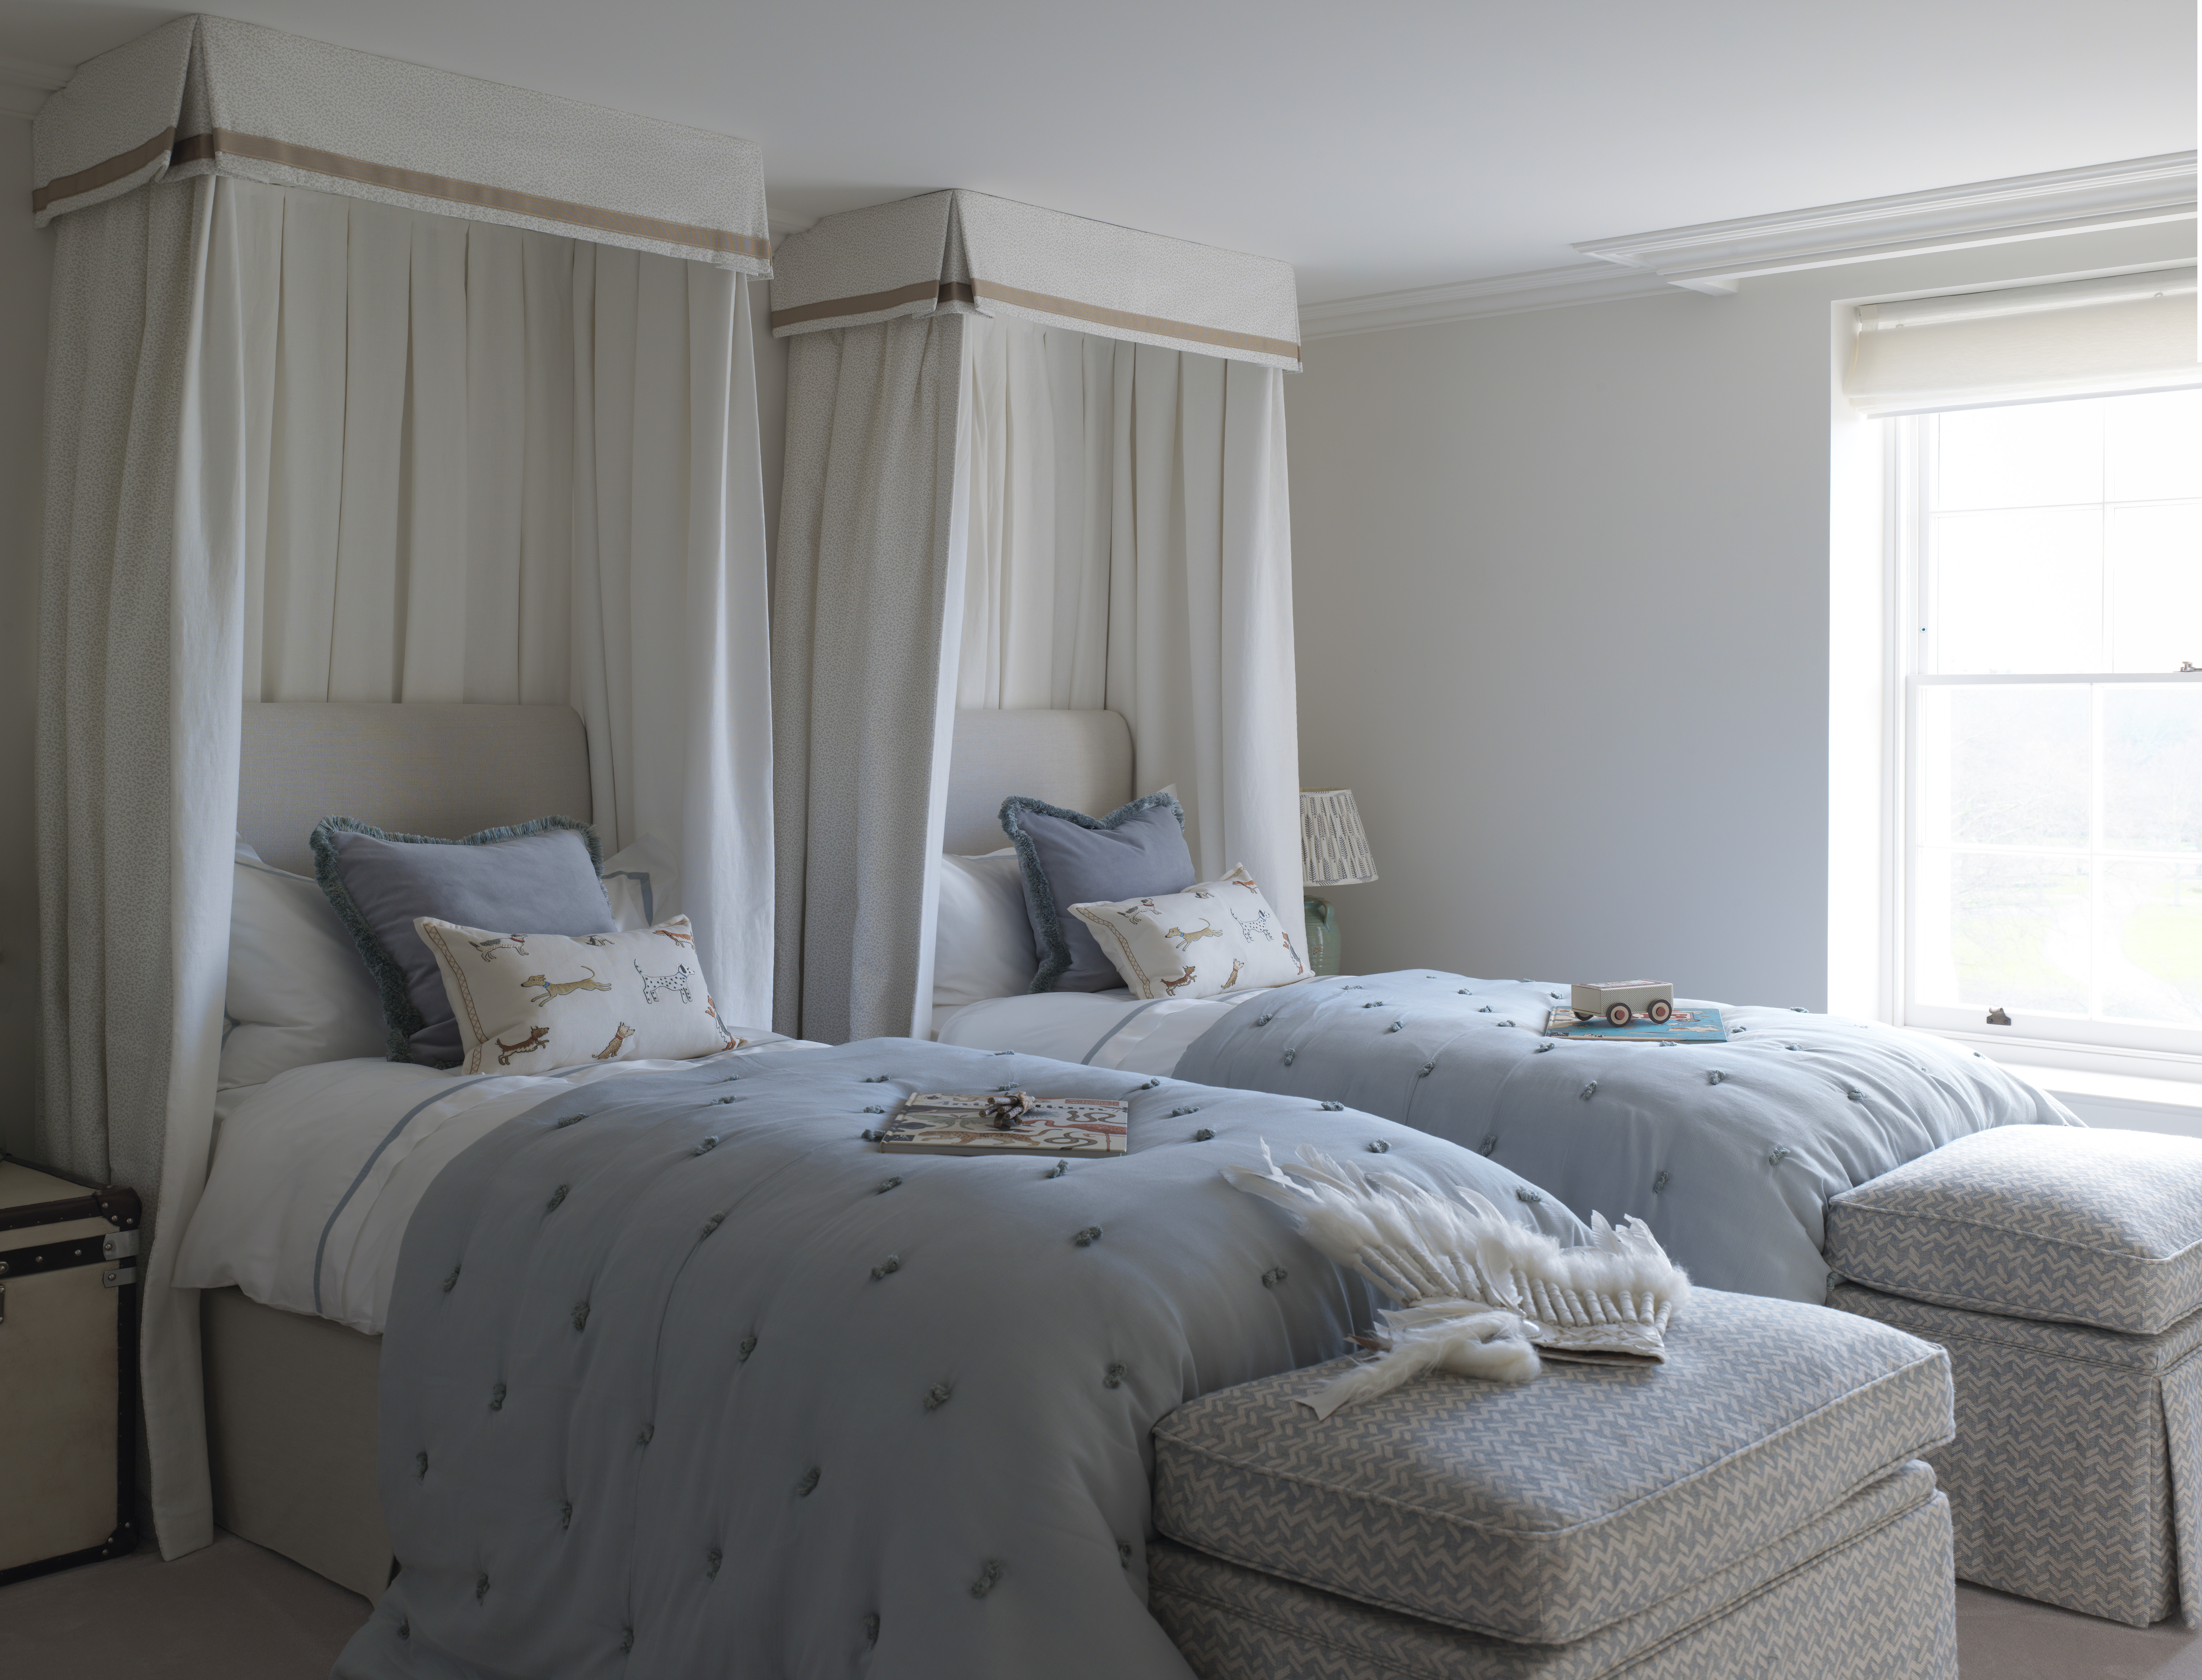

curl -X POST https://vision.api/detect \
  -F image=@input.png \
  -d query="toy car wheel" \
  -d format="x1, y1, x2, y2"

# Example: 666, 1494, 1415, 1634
1573, 1011, 1593, 1021
1648, 999, 1673, 1024
1606, 1002, 1632, 1028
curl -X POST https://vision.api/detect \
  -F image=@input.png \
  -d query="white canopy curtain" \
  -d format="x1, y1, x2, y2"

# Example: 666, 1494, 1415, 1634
35, 17, 772, 1561
771, 190, 1301, 1042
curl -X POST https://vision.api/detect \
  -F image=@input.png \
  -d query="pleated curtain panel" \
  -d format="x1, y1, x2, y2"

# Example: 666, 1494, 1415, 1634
771, 190, 1303, 1042
33, 15, 773, 1558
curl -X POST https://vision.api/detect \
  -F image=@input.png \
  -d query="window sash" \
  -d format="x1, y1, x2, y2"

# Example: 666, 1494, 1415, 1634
1892, 410, 2202, 1059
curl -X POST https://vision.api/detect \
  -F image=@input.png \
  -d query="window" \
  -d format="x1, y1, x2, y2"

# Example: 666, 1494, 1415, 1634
1895, 390, 2202, 1056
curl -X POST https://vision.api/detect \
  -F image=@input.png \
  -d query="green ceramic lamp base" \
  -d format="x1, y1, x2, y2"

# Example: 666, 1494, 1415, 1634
1303, 896, 1341, 977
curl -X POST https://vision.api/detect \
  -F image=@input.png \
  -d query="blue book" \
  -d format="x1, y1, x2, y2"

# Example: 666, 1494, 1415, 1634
1543, 1006, 1729, 1044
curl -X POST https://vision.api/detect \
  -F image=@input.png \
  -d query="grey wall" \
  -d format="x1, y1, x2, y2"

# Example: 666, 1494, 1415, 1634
1287, 219, 2197, 1009
0, 116, 50, 1161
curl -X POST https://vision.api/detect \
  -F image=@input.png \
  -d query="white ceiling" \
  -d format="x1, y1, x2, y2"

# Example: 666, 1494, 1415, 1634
0, 0, 2193, 303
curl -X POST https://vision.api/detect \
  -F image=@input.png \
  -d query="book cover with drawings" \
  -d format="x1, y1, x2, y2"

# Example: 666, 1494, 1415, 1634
1543, 1007, 1730, 1044
880, 1094, 1129, 1157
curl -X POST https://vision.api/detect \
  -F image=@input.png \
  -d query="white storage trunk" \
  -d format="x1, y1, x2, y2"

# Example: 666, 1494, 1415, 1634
0, 1158, 142, 1583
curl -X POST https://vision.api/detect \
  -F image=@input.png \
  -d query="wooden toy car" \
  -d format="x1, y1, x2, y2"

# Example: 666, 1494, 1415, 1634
1571, 980, 1674, 1028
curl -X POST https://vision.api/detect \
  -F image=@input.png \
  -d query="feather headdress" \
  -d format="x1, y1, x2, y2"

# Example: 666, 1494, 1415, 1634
1223, 1144, 1690, 1417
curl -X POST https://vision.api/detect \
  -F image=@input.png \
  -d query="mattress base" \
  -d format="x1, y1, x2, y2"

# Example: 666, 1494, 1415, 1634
1150, 1462, 1955, 1680
203, 1285, 391, 1601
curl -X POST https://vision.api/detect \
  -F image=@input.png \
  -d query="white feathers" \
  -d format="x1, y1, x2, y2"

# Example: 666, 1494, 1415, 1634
1303, 1309, 1540, 1419
1223, 1143, 1692, 1416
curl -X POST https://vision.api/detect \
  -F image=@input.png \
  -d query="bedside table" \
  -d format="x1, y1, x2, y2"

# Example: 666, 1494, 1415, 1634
0, 1157, 142, 1583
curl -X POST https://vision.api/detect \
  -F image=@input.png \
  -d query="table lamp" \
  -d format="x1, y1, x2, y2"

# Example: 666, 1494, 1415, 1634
1300, 788, 1377, 976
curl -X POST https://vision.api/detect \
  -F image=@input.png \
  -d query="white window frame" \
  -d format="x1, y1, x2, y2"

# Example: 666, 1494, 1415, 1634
1885, 403, 2202, 1076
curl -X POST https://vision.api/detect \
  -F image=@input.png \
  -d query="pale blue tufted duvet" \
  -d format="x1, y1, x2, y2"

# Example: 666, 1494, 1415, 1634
332, 1037, 1584, 1680
1174, 972, 2080, 1305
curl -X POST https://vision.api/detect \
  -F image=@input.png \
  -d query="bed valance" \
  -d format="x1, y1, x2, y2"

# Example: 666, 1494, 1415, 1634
30, 14, 771, 273
769, 189, 1300, 370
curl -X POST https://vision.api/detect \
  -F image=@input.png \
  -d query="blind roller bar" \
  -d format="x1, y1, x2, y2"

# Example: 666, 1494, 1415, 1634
1859, 267, 2197, 333
1846, 265, 2200, 418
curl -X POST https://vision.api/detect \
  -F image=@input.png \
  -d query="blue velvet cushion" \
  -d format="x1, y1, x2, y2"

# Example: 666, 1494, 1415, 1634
310, 815, 614, 1067
999, 793, 1192, 992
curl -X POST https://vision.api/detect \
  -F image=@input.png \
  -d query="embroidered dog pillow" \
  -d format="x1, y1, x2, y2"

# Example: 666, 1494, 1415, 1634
415, 914, 744, 1075
1067, 866, 1308, 1001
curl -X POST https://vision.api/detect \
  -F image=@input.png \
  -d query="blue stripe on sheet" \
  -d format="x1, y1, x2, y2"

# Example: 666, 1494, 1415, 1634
312, 1076, 502, 1317
1080, 1000, 1164, 1066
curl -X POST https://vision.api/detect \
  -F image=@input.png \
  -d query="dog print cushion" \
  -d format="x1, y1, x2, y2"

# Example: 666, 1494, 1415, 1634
415, 914, 745, 1075
1068, 867, 1308, 1002
311, 814, 616, 1067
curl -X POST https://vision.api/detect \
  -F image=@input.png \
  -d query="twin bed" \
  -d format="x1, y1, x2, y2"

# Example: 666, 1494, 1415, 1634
177, 701, 2065, 1672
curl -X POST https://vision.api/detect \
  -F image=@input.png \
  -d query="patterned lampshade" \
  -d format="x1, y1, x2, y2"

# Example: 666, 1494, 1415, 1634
1300, 789, 1377, 888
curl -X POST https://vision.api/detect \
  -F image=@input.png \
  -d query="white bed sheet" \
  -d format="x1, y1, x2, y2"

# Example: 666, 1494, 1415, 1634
934, 988, 1243, 1073
175, 1042, 813, 1335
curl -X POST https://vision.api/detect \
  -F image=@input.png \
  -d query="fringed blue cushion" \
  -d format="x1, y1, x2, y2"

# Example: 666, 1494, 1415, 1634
311, 814, 611, 1066
998, 793, 1190, 992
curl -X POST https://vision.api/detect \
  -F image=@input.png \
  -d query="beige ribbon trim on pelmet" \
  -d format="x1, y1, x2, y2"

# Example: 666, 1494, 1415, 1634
37, 127, 770, 262
29, 126, 179, 212
771, 276, 1301, 361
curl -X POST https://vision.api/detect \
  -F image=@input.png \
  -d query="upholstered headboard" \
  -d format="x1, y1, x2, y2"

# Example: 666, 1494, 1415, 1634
237, 703, 594, 875
941, 709, 1134, 854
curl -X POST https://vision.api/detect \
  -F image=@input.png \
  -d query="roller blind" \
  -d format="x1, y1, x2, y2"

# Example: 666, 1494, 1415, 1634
1845, 267, 2199, 417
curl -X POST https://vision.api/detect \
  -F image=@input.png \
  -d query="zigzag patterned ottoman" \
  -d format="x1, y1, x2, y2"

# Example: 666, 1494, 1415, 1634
1150, 1290, 1957, 1679
1827, 1126, 2202, 1628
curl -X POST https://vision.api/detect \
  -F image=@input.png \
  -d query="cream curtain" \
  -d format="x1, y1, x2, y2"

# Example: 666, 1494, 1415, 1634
960, 318, 1302, 898
773, 315, 971, 1043
221, 181, 776, 1025
770, 197, 1303, 1043
39, 173, 773, 1558
42, 172, 257, 1566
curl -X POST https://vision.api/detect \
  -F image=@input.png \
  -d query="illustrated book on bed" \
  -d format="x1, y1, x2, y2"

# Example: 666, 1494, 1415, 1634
1543, 1007, 1731, 1043
880, 1095, 1129, 1157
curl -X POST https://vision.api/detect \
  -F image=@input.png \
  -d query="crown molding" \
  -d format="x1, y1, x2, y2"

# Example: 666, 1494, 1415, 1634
1299, 261, 1675, 339
0, 51, 69, 120
1573, 152, 2198, 295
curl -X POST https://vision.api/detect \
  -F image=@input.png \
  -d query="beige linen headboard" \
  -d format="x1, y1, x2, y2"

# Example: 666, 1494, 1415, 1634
237, 702, 594, 874
941, 709, 1135, 854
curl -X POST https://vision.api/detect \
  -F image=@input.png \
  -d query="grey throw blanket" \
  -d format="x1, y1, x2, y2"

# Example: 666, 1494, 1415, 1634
333, 1038, 1583, 1680
1175, 972, 2075, 1303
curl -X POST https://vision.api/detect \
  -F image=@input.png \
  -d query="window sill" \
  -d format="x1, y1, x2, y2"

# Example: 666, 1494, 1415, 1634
1924, 1028, 2202, 1086
1901, 1027, 2202, 1137
1980, 1058, 2202, 1139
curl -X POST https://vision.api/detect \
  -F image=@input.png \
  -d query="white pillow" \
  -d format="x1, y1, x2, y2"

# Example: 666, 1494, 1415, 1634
1068, 865, 1308, 1001
600, 836, 680, 931
416, 913, 745, 1075
933, 849, 1040, 1012
222, 841, 388, 1089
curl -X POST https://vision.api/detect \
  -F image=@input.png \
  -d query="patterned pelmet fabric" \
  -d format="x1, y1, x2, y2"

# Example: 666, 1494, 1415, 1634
1834, 1282, 2202, 1626
1148, 1464, 1956, 1680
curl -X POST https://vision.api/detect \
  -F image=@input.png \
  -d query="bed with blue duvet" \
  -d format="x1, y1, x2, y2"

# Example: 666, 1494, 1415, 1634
939, 972, 2079, 1303
313, 1036, 1586, 1680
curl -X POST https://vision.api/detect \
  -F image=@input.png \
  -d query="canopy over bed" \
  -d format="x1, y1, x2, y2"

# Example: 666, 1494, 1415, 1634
33, 14, 773, 1561
31, 13, 771, 271
769, 186, 1299, 367
771, 190, 1304, 1043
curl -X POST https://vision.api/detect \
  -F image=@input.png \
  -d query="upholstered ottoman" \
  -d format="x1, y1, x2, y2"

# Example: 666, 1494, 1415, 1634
1149, 1289, 1956, 1679
1826, 1125, 2202, 1627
